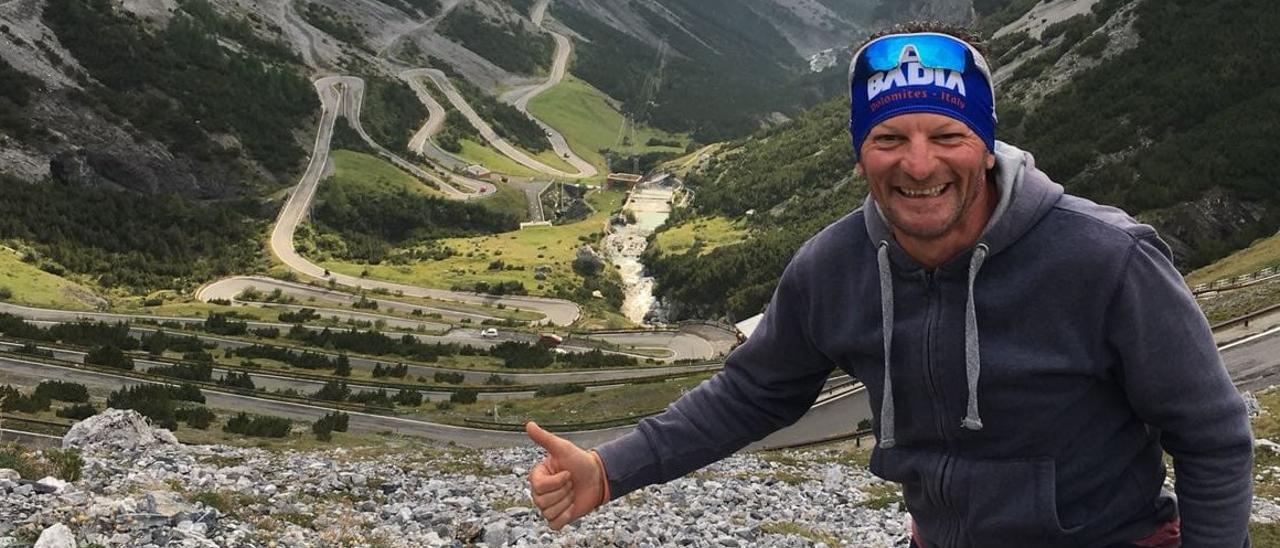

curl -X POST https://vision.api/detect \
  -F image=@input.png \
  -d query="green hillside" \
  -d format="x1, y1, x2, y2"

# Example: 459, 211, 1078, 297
526, 75, 690, 173
645, 0, 1280, 320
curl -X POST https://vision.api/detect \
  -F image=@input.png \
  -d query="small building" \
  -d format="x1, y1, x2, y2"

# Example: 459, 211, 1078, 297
465, 164, 491, 178
606, 172, 644, 190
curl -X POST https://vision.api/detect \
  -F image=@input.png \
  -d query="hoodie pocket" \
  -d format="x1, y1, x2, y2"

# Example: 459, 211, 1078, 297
949, 456, 1073, 545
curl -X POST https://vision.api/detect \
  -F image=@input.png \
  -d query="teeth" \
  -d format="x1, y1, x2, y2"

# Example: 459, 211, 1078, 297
900, 184, 947, 197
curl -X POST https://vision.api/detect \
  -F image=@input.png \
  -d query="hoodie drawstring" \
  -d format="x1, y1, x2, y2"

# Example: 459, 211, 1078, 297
961, 243, 989, 431
876, 242, 990, 449
876, 241, 896, 449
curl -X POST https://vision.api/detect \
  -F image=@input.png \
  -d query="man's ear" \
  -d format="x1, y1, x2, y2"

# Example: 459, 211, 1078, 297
985, 152, 996, 170
855, 162, 865, 177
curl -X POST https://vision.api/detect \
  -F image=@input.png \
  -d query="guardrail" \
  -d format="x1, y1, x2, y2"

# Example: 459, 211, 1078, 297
461, 410, 664, 432
1192, 265, 1280, 295
0, 336, 717, 395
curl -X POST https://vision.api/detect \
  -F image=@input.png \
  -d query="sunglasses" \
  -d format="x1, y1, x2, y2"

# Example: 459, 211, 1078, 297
849, 32, 995, 97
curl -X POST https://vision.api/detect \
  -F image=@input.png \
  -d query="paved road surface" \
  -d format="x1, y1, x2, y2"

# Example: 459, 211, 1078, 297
495, 0, 598, 178
258, 78, 582, 326
0, 355, 632, 447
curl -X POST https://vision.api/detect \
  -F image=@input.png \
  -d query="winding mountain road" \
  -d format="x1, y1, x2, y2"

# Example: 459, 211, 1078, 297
493, 0, 599, 178
224, 76, 582, 326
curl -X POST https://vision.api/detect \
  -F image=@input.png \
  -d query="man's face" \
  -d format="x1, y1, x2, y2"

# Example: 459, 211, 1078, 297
858, 113, 996, 241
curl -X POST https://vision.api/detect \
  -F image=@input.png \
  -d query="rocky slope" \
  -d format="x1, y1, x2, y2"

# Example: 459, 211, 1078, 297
8, 402, 1280, 547
2, 410, 911, 547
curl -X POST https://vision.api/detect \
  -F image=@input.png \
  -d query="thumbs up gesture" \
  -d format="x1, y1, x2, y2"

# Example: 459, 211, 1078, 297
526, 421, 608, 530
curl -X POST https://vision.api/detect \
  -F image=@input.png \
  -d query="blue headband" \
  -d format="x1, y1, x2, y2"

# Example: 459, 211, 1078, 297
848, 32, 997, 159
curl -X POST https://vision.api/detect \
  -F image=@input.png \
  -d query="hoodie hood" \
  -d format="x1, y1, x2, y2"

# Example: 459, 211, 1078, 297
862, 141, 1064, 448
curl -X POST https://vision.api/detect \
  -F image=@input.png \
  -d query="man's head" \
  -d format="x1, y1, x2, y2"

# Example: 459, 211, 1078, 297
849, 23, 999, 246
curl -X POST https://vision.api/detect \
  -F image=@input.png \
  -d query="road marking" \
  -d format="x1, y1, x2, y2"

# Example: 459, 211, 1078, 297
1220, 325, 1280, 351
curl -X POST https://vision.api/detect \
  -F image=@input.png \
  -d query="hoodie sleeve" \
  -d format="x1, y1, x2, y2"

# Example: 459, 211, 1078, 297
594, 253, 837, 499
1107, 234, 1253, 547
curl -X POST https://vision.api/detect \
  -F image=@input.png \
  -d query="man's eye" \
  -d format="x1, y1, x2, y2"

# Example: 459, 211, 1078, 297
935, 133, 964, 142
874, 135, 902, 144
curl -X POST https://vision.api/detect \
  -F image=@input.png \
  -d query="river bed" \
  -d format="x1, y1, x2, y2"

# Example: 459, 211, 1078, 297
603, 182, 676, 324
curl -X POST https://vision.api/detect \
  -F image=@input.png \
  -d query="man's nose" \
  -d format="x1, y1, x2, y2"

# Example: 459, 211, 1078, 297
899, 139, 937, 181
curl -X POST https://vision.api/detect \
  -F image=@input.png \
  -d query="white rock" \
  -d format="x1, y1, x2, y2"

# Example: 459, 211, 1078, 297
62, 409, 178, 453
33, 523, 75, 548
36, 477, 70, 494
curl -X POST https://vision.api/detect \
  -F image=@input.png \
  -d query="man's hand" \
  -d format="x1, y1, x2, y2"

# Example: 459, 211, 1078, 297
526, 421, 607, 530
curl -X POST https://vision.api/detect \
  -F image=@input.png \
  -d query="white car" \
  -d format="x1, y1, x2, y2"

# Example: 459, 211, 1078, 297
480, 328, 499, 338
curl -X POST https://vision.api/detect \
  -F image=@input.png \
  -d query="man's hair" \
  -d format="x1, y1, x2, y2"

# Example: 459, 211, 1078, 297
857, 21, 989, 56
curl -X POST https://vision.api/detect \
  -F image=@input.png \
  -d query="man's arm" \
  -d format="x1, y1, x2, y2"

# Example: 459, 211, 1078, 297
595, 256, 838, 499
1107, 235, 1253, 546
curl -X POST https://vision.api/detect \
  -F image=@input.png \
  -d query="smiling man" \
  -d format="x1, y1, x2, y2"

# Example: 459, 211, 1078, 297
526, 22, 1252, 547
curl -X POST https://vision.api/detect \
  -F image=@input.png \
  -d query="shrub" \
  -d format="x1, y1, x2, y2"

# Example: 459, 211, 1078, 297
0, 444, 45, 479
175, 406, 216, 429
85, 345, 133, 370
223, 412, 291, 438
217, 371, 255, 390
433, 371, 464, 384
42, 448, 83, 482
450, 389, 477, 404
0, 385, 50, 413
312, 410, 350, 441
312, 380, 350, 402
0, 287, 11, 300
106, 385, 178, 430
56, 403, 98, 420
34, 381, 89, 402
534, 384, 586, 398
149, 362, 213, 382
393, 389, 422, 407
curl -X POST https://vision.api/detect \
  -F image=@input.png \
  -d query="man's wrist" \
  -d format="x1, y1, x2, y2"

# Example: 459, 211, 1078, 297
589, 450, 610, 506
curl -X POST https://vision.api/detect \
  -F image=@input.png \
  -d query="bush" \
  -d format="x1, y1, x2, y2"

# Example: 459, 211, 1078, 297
0, 286, 11, 300
534, 384, 586, 398
433, 371, 464, 384
312, 380, 350, 402
175, 406, 216, 429
34, 380, 89, 403
107, 385, 178, 430
450, 389, 477, 404
393, 389, 422, 407
204, 314, 248, 336
0, 385, 50, 413
217, 371, 255, 390
223, 412, 291, 438
56, 403, 98, 420
149, 362, 214, 382
41, 447, 83, 482
312, 410, 349, 441
0, 443, 45, 479
374, 363, 409, 378
85, 345, 134, 371
171, 383, 206, 404
484, 374, 513, 386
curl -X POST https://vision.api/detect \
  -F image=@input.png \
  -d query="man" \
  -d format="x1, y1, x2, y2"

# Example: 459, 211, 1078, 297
526, 23, 1253, 547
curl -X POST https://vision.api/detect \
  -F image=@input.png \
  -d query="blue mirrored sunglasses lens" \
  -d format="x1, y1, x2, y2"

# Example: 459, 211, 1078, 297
862, 35, 968, 72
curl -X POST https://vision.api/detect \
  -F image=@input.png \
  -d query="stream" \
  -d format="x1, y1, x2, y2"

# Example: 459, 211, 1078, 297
603, 180, 677, 325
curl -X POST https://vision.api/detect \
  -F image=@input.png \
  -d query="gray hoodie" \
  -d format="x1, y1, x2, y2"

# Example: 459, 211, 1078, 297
595, 142, 1252, 547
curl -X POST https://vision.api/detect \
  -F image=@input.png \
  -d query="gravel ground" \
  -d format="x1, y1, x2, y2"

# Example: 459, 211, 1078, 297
0, 411, 909, 547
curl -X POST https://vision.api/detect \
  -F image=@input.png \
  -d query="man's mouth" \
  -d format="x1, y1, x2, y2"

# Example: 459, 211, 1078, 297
896, 183, 950, 198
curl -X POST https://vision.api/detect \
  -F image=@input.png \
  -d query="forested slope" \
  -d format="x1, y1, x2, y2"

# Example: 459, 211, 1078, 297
649, 0, 1280, 321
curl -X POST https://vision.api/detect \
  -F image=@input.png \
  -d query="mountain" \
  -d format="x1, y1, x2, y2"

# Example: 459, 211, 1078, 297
645, 0, 1280, 321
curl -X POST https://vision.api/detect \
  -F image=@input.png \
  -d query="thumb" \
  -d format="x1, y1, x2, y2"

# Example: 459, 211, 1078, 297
526, 421, 572, 455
